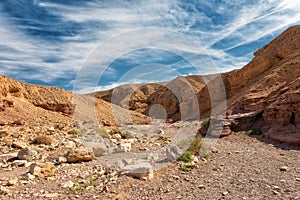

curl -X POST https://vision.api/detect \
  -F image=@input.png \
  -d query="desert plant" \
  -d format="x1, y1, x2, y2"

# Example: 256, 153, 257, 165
67, 129, 78, 135
180, 163, 192, 172
187, 135, 202, 155
110, 128, 132, 139
95, 128, 110, 139
0, 131, 8, 138
31, 135, 54, 145
179, 151, 193, 163
247, 128, 262, 135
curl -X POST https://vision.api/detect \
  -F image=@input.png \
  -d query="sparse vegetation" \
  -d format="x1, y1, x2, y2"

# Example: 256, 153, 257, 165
68, 129, 79, 135
187, 135, 202, 155
95, 128, 110, 139
201, 118, 210, 130
31, 135, 53, 145
110, 128, 132, 139
19, 127, 25, 132
0, 131, 8, 138
179, 151, 193, 163
247, 128, 262, 135
181, 164, 192, 172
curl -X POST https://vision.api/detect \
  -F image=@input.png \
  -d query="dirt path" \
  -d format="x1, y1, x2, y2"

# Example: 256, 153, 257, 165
111, 132, 300, 200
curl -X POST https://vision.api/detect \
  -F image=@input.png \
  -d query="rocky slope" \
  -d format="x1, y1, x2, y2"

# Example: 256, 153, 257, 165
96, 25, 300, 145
0, 75, 150, 127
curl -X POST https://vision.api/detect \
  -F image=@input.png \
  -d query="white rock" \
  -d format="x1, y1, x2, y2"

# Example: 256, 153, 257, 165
119, 142, 131, 152
11, 160, 27, 167
112, 134, 122, 139
64, 141, 76, 149
62, 180, 74, 188
57, 157, 67, 164
7, 178, 18, 186
12, 141, 27, 149
25, 173, 35, 181
122, 162, 154, 179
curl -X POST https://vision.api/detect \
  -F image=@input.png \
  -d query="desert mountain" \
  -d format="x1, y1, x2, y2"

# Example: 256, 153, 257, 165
0, 75, 149, 127
96, 25, 300, 145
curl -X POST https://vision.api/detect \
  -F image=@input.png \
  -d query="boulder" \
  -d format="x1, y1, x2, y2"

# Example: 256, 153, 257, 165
83, 141, 107, 157
17, 147, 38, 161
122, 162, 154, 180
65, 148, 95, 163
29, 162, 56, 177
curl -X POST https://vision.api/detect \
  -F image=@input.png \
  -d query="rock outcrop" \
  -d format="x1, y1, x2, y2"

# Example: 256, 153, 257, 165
96, 25, 300, 145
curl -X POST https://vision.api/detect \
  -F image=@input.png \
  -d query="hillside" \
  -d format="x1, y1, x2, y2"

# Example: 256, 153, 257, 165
96, 25, 300, 145
0, 75, 150, 127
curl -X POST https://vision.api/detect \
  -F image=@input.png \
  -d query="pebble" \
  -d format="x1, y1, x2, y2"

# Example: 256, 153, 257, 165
198, 184, 205, 189
7, 178, 18, 186
62, 180, 74, 188
280, 166, 290, 171
222, 191, 229, 196
273, 190, 279, 195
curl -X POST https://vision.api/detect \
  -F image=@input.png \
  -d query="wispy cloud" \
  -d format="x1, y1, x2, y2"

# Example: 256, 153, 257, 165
0, 0, 299, 91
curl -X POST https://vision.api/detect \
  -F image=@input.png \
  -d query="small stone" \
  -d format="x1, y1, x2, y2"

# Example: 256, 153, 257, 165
199, 184, 205, 189
0, 186, 9, 195
211, 148, 219, 153
222, 191, 229, 196
57, 157, 67, 164
119, 142, 131, 152
84, 142, 107, 157
172, 175, 180, 180
157, 129, 165, 134
12, 141, 27, 149
273, 186, 280, 190
65, 148, 95, 163
17, 147, 38, 161
273, 190, 279, 195
11, 160, 27, 167
64, 140, 76, 148
166, 146, 182, 161
29, 162, 56, 177
296, 178, 300, 182
122, 162, 154, 180
280, 166, 290, 171
44, 193, 59, 198
7, 178, 18, 186
25, 173, 35, 181
62, 180, 74, 188
112, 134, 122, 139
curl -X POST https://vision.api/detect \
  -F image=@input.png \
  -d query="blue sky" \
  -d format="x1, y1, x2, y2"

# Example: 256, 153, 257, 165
0, 0, 299, 92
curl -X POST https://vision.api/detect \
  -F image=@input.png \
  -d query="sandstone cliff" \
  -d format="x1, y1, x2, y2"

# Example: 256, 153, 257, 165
96, 25, 300, 145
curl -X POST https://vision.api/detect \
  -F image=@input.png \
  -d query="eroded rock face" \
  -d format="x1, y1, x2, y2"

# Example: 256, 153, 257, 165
227, 26, 300, 145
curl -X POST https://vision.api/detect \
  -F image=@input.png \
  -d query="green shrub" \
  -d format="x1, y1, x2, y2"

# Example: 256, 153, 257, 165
95, 128, 110, 139
179, 151, 193, 163
187, 135, 202, 155
0, 131, 8, 138
110, 129, 132, 139
181, 164, 192, 172
247, 128, 262, 135
68, 129, 78, 135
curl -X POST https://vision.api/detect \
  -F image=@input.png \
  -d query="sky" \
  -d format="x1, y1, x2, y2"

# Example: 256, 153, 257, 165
0, 0, 299, 93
